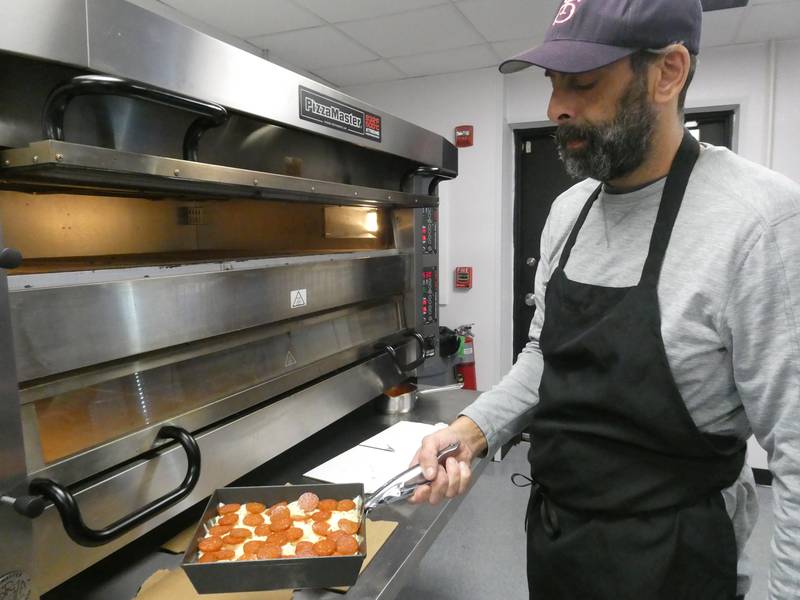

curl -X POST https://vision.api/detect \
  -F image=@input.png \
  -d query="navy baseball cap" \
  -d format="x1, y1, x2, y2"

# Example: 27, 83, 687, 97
500, 0, 702, 74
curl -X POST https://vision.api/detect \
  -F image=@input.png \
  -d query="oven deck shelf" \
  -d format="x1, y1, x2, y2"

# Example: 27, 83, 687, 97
0, 140, 437, 208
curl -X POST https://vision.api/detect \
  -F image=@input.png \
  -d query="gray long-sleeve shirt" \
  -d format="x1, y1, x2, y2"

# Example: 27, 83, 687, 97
461, 144, 800, 598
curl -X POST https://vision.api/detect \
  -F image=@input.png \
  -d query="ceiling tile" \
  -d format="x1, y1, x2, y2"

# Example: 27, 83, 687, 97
700, 7, 746, 47
250, 26, 377, 70
160, 0, 323, 38
456, 0, 559, 42
390, 44, 498, 77
337, 4, 484, 58
491, 38, 543, 61
735, 1, 800, 43
312, 59, 406, 86
294, 0, 448, 23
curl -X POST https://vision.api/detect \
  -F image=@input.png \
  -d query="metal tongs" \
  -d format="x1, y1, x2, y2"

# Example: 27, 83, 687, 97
363, 442, 460, 513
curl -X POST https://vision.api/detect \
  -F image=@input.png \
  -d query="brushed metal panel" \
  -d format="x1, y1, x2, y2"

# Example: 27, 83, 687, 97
10, 254, 408, 381
24, 301, 407, 483
0, 273, 25, 494
85, 0, 456, 173
30, 352, 405, 594
0, 0, 88, 67
0, 237, 35, 596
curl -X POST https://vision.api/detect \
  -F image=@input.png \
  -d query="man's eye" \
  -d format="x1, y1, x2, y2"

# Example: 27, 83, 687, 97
573, 81, 596, 91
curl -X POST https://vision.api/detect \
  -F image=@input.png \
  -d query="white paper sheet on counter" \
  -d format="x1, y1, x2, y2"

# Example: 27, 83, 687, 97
304, 420, 448, 493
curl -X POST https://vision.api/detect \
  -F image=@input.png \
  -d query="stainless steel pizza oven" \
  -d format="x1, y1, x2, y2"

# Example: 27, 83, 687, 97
0, 1, 456, 597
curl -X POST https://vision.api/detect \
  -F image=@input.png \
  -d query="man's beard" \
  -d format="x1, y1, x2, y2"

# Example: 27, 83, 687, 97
555, 76, 656, 182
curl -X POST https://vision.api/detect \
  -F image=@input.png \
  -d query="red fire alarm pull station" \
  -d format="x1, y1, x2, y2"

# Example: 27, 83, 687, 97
455, 267, 473, 289
455, 125, 474, 148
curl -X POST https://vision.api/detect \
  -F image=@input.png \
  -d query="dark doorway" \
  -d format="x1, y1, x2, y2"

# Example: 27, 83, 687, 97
512, 109, 735, 360
512, 127, 569, 359
685, 109, 735, 150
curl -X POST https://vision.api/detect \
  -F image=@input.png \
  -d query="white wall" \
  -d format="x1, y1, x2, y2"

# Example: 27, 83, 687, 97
348, 39, 800, 469
773, 39, 800, 182
346, 68, 509, 390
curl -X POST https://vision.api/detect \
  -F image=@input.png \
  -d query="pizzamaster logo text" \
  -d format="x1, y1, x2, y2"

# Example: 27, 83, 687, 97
304, 97, 362, 129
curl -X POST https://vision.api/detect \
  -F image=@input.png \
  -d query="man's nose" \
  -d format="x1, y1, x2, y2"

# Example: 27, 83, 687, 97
547, 88, 575, 124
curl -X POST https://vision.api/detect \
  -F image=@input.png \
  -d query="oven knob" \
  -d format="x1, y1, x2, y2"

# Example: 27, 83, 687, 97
0, 248, 22, 270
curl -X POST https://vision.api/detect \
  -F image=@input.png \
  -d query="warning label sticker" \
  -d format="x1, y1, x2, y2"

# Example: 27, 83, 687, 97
290, 288, 308, 309
285, 350, 297, 368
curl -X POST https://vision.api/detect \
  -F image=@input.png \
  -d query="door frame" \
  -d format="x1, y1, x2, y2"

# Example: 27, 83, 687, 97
685, 104, 740, 152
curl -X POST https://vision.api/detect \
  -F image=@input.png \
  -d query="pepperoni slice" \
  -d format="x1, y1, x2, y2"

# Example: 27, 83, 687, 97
335, 535, 359, 555
337, 499, 356, 512
254, 524, 272, 537
318, 499, 337, 512
270, 517, 291, 532
198, 536, 223, 553
208, 525, 232, 537
295, 546, 315, 558
267, 531, 288, 546
312, 539, 336, 556
218, 513, 238, 526
217, 503, 241, 515
269, 501, 289, 513
246, 502, 266, 514
257, 544, 282, 559
243, 513, 265, 527
222, 534, 245, 546
312, 521, 330, 536
198, 552, 218, 563
297, 492, 320, 512
295, 541, 314, 554
238, 553, 258, 561
216, 548, 235, 561
338, 519, 359, 535
229, 528, 252, 539
286, 527, 303, 541
243, 540, 264, 555
270, 505, 290, 521
310, 510, 331, 522
326, 529, 346, 542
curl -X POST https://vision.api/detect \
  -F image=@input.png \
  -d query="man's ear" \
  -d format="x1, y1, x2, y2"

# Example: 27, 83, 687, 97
653, 45, 691, 108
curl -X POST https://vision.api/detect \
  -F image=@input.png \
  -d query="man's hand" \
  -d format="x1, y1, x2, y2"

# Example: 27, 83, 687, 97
408, 416, 488, 505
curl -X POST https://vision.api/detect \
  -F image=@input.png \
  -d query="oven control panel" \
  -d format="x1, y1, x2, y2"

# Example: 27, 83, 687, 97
421, 267, 438, 325
420, 207, 438, 255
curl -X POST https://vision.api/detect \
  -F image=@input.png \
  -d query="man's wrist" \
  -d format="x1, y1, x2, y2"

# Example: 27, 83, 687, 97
451, 415, 489, 458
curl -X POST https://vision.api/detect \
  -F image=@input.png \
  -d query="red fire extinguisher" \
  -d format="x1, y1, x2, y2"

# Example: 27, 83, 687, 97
454, 324, 477, 391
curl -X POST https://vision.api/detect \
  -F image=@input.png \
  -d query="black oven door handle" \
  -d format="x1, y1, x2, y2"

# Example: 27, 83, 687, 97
26, 425, 201, 547
42, 75, 229, 161
383, 331, 427, 372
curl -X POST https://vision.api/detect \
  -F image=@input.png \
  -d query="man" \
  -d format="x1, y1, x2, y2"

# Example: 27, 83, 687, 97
410, 1, 800, 599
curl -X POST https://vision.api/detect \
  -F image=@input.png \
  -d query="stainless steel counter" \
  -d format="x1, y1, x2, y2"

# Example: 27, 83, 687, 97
43, 386, 484, 600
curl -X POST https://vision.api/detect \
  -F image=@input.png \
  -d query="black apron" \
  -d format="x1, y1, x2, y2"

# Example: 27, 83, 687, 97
526, 131, 746, 600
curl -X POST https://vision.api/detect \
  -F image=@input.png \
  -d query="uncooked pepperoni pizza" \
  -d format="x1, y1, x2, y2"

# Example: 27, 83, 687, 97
194, 492, 363, 563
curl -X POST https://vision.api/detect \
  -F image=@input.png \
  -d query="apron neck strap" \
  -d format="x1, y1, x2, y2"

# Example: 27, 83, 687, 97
558, 184, 603, 271
639, 130, 701, 287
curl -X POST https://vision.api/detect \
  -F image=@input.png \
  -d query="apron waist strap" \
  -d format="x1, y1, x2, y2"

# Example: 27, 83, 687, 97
515, 474, 561, 539
517, 472, 730, 541
532, 483, 561, 539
